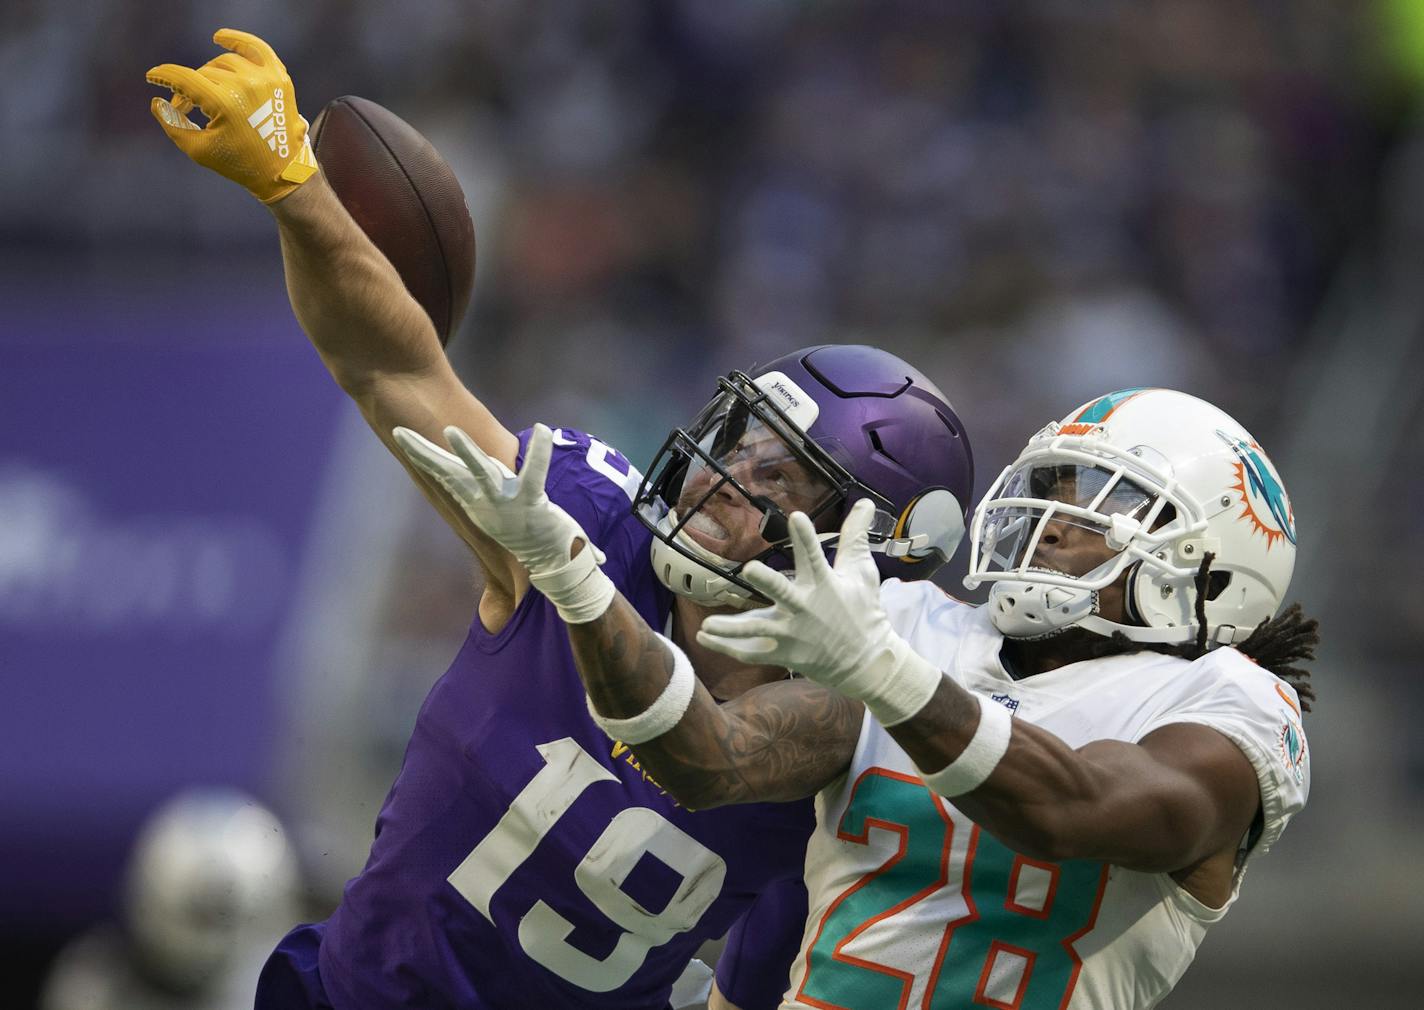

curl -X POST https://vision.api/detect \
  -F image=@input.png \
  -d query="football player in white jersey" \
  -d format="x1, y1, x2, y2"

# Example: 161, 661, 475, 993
414, 387, 1316, 1009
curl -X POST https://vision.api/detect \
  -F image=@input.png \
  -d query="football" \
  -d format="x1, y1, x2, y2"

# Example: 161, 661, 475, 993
310, 96, 476, 346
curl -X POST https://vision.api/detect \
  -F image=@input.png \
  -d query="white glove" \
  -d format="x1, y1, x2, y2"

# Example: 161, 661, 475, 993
394, 422, 616, 623
695, 499, 943, 726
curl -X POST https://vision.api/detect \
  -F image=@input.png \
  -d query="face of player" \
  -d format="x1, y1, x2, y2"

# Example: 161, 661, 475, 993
675, 421, 834, 563
1028, 512, 1131, 624
1022, 466, 1165, 625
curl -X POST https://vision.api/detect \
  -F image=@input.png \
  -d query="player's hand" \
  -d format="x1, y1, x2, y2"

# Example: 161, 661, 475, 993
395, 422, 597, 573
146, 29, 317, 204
697, 500, 943, 726
395, 423, 616, 623
696, 500, 887, 683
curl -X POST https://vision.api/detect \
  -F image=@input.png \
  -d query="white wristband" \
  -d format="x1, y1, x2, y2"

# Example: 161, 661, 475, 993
917, 695, 1013, 797
586, 632, 696, 744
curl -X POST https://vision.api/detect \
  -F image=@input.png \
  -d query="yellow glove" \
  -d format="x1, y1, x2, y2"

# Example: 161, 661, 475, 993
146, 29, 318, 204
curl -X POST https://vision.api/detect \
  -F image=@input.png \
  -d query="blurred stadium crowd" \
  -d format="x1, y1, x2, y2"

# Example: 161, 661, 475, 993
3, 0, 1424, 1007
1, 0, 1392, 441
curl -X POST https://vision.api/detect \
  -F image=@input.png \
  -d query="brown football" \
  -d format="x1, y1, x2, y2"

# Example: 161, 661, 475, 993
310, 96, 475, 346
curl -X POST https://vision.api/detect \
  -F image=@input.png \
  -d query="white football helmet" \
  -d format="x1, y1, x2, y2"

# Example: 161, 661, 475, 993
123, 789, 299, 989
965, 388, 1297, 645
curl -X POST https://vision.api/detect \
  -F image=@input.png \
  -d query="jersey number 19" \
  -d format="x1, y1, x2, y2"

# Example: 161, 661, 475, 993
446, 738, 727, 992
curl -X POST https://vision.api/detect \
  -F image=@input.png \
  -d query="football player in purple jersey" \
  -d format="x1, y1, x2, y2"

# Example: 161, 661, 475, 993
145, 30, 978, 1010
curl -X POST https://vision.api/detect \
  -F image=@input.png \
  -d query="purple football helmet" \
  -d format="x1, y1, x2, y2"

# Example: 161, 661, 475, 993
635, 344, 975, 607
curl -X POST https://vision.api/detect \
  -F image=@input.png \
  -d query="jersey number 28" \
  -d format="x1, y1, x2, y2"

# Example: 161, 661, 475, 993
800, 768, 1108, 1010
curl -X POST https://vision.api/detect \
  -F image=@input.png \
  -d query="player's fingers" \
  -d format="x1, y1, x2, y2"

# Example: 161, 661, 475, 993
191, 65, 242, 98
738, 560, 800, 607
700, 612, 785, 640
444, 425, 515, 496
212, 28, 284, 73
516, 423, 555, 498
832, 499, 876, 573
393, 426, 467, 483
150, 96, 201, 139
785, 511, 832, 581
200, 52, 252, 77
145, 63, 226, 117
695, 626, 783, 662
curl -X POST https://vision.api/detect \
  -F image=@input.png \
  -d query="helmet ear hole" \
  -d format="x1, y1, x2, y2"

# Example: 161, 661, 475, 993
1206, 570, 1232, 601
1124, 562, 1147, 625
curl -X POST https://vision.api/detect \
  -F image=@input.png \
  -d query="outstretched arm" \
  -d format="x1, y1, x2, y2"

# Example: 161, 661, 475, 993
568, 593, 861, 810
882, 681, 1259, 873
267, 178, 523, 597
698, 503, 1261, 875
267, 175, 515, 467
147, 29, 522, 610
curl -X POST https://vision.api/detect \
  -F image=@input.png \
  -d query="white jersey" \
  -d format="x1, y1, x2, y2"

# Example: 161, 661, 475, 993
782, 581, 1310, 1010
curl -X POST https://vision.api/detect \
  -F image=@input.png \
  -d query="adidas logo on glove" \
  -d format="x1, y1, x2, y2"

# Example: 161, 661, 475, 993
247, 88, 291, 157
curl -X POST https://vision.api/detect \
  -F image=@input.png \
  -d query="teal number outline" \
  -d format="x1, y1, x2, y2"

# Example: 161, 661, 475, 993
796, 767, 958, 1010
798, 766, 1110, 1010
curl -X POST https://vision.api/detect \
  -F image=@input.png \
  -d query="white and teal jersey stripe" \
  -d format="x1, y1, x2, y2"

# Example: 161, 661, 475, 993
781, 582, 1309, 1010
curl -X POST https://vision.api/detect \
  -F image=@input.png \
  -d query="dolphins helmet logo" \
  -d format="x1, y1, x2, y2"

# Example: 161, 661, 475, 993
1218, 430, 1296, 549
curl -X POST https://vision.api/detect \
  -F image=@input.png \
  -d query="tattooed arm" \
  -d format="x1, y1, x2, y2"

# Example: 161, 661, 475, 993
567, 594, 862, 809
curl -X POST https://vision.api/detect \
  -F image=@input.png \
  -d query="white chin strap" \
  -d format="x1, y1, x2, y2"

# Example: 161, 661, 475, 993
1077, 614, 1206, 645
987, 579, 1099, 639
649, 512, 760, 610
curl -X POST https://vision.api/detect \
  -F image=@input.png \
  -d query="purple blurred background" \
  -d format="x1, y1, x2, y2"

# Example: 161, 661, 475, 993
3, 1, 1423, 1006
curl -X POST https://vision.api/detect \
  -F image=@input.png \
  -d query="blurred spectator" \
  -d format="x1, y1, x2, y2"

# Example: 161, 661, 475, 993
0, 0, 1382, 401
39, 790, 299, 1010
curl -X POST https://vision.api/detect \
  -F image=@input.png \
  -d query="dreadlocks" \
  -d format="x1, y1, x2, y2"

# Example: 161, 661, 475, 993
1075, 552, 1319, 712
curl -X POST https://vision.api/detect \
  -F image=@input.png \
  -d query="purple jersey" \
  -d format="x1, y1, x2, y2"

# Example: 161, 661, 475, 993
716, 878, 809, 1008
308, 428, 813, 1010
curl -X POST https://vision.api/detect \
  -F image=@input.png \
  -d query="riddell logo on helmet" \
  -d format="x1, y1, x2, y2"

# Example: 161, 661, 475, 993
246, 89, 291, 158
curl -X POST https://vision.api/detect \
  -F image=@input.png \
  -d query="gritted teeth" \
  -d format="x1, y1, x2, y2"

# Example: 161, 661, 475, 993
684, 511, 730, 541
1025, 564, 1080, 580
